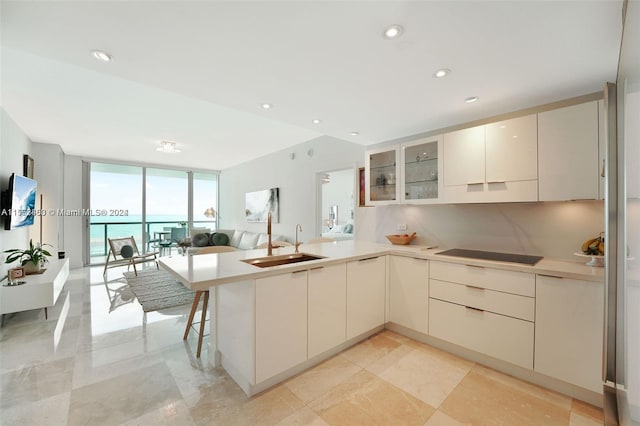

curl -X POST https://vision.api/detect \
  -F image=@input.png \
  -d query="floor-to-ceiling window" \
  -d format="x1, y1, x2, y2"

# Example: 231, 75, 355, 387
193, 172, 219, 231
89, 163, 143, 263
86, 162, 218, 265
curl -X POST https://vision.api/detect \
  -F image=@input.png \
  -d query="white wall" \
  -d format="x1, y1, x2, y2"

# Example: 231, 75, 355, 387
0, 109, 33, 276
219, 136, 364, 242
321, 169, 354, 229
30, 142, 64, 256
375, 201, 604, 262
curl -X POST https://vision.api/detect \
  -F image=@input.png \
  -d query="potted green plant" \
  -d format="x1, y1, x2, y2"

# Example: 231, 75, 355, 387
3, 239, 52, 274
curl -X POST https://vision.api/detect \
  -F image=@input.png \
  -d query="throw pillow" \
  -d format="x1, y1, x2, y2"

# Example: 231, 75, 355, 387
211, 232, 230, 246
192, 233, 211, 247
120, 245, 134, 258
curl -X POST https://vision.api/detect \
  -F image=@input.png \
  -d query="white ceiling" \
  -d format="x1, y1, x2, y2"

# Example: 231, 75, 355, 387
0, 1, 623, 171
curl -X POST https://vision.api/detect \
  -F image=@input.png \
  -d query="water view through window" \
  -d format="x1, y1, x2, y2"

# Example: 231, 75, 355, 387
88, 162, 218, 264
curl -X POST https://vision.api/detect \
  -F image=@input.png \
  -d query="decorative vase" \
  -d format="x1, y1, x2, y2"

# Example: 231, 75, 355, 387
23, 261, 41, 274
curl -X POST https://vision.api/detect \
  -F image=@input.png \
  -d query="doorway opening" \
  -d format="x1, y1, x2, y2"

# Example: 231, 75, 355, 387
316, 168, 355, 240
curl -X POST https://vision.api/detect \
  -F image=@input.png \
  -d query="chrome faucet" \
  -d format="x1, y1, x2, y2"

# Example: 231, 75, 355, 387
294, 224, 302, 253
267, 212, 273, 256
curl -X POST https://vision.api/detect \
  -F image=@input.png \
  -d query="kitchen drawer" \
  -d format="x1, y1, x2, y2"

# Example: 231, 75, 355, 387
430, 279, 534, 321
429, 298, 534, 369
430, 261, 535, 297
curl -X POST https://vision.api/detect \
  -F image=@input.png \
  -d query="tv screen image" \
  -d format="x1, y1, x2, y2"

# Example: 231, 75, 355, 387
5, 174, 37, 230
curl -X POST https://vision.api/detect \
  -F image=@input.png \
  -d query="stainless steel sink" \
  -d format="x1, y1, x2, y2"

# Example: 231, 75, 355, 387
241, 253, 325, 268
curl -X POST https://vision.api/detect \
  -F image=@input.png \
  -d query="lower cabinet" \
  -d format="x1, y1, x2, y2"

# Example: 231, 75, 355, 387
389, 256, 429, 334
534, 275, 604, 393
429, 298, 534, 369
255, 271, 308, 383
346, 256, 386, 339
308, 264, 347, 358
428, 261, 535, 369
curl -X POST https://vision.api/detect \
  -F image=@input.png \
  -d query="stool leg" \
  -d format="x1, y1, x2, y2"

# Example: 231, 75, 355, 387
197, 291, 209, 358
183, 291, 202, 340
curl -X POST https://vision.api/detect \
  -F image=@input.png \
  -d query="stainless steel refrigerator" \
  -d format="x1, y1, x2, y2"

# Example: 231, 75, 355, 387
604, 1, 640, 424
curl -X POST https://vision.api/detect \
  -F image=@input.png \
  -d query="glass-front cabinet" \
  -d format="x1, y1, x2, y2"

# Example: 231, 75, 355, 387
365, 147, 400, 205
401, 136, 442, 203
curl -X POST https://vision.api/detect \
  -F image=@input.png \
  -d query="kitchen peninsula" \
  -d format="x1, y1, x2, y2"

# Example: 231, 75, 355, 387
159, 240, 604, 405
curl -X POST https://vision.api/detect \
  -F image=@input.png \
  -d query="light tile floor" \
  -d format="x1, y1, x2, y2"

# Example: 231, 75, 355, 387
1, 266, 605, 425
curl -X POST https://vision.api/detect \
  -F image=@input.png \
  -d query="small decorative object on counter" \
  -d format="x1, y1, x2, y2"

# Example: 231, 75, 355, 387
386, 232, 417, 245
581, 232, 605, 255
7, 267, 25, 284
574, 232, 605, 266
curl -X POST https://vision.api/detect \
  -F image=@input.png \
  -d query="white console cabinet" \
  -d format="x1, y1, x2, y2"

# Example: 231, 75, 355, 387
1, 258, 69, 320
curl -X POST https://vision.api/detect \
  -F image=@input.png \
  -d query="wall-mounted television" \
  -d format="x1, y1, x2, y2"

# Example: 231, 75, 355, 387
2, 173, 37, 230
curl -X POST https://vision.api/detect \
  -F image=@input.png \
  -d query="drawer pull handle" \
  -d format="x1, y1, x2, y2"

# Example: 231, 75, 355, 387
467, 182, 484, 186
487, 180, 506, 184
292, 270, 307, 275
465, 285, 485, 291
467, 265, 484, 269
310, 266, 324, 271
465, 306, 484, 313
358, 257, 378, 262
539, 274, 563, 279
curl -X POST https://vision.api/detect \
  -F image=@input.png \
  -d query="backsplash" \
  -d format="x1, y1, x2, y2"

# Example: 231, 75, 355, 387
375, 201, 604, 262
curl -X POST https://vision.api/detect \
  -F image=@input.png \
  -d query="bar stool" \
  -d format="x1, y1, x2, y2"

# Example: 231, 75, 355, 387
183, 290, 209, 358
183, 245, 237, 357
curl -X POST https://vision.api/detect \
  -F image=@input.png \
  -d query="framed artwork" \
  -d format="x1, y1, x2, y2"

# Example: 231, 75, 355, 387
246, 188, 279, 223
23, 155, 34, 179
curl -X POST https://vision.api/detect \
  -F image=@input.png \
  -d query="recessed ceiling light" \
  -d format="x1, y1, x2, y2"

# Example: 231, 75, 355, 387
156, 140, 181, 153
351, 131, 359, 136
382, 24, 404, 39
92, 50, 112, 62
261, 103, 273, 109
312, 119, 322, 124
433, 68, 451, 78
465, 96, 479, 103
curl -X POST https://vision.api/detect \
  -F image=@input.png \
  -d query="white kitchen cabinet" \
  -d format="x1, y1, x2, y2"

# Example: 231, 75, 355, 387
365, 146, 400, 205
428, 260, 535, 369
388, 256, 429, 334
429, 298, 534, 369
538, 100, 600, 201
485, 114, 538, 186
443, 125, 485, 187
442, 115, 538, 203
401, 136, 442, 203
255, 271, 308, 383
346, 256, 386, 339
534, 275, 604, 393
308, 264, 347, 359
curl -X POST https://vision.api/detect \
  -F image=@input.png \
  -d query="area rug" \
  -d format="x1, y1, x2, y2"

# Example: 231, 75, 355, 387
123, 269, 195, 312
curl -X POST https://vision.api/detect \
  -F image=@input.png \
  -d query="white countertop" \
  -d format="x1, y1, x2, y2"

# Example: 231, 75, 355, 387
159, 241, 604, 291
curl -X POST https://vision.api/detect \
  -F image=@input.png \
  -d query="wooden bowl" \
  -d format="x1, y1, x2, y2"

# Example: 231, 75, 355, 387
386, 234, 416, 245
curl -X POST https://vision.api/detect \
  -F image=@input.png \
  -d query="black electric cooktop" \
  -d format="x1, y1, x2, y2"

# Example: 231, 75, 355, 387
436, 248, 543, 266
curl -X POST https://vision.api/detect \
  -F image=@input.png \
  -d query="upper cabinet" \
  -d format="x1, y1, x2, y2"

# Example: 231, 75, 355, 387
538, 100, 600, 201
442, 114, 538, 203
400, 136, 443, 204
365, 147, 400, 205
485, 115, 538, 184
364, 97, 602, 205
442, 126, 485, 187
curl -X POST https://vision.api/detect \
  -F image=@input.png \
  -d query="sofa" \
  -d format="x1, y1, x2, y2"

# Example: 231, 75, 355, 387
185, 228, 289, 254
